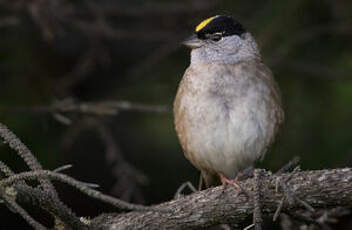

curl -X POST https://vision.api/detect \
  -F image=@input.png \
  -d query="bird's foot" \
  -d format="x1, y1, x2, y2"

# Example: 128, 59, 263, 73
219, 173, 242, 190
219, 173, 249, 199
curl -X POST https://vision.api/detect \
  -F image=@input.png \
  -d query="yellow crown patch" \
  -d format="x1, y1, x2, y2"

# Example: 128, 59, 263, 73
195, 16, 217, 32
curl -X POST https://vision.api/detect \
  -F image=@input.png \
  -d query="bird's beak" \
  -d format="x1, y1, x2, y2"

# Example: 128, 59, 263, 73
182, 34, 204, 49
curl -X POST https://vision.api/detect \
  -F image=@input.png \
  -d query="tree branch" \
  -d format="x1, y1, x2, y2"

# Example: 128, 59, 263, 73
0, 169, 161, 212
0, 98, 169, 116
92, 168, 352, 230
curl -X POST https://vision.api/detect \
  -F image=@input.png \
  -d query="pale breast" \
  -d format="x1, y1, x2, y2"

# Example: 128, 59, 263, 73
174, 61, 283, 178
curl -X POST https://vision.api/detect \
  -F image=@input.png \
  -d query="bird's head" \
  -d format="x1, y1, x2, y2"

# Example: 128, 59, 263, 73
183, 15, 261, 64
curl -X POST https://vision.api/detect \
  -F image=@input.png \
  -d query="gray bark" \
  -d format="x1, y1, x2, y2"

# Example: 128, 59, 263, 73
92, 168, 352, 230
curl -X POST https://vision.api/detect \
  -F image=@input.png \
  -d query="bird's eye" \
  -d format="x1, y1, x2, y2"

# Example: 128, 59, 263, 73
210, 33, 222, 42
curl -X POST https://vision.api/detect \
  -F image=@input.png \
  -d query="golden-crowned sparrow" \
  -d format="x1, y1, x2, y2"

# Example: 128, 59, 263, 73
174, 15, 284, 188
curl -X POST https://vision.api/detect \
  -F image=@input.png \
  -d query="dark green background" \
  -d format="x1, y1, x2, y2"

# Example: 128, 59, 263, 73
0, 0, 351, 229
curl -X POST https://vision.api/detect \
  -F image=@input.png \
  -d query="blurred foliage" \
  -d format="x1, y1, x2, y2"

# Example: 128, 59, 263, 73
0, 0, 351, 229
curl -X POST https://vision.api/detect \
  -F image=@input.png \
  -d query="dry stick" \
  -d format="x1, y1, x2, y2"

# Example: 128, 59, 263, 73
16, 184, 89, 229
92, 168, 352, 229
53, 164, 73, 173
276, 156, 300, 175
274, 165, 317, 226
253, 169, 263, 230
0, 170, 165, 212
0, 160, 87, 230
244, 224, 255, 230
273, 167, 299, 222
0, 161, 96, 229
0, 123, 55, 193
273, 197, 285, 222
0, 165, 158, 229
0, 161, 15, 177
0, 123, 86, 229
174, 181, 197, 199
1, 99, 169, 116
54, 164, 99, 188
296, 197, 315, 212
14, 183, 93, 229
273, 157, 302, 222
0, 161, 47, 229
93, 120, 148, 202
2, 195, 47, 230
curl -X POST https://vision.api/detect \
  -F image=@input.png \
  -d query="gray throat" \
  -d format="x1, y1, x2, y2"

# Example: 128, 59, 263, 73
190, 33, 262, 64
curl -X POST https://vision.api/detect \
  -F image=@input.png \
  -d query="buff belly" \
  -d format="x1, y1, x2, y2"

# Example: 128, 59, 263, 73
175, 62, 281, 180
182, 89, 271, 179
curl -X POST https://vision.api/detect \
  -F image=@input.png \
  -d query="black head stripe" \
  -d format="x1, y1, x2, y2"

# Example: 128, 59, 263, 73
196, 16, 246, 40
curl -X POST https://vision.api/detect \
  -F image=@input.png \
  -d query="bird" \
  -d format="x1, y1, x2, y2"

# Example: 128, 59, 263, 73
173, 15, 284, 189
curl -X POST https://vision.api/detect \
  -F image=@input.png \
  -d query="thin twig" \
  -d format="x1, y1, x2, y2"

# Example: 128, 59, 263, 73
78, 118, 148, 202
15, 184, 87, 229
0, 160, 15, 177
0, 163, 86, 229
0, 99, 169, 116
0, 123, 55, 193
273, 197, 285, 221
0, 123, 86, 229
174, 181, 197, 199
296, 197, 315, 212
2, 195, 47, 230
274, 165, 316, 222
244, 224, 255, 230
274, 162, 302, 221
276, 156, 300, 175
0, 161, 47, 228
253, 169, 263, 230
53, 164, 73, 173
0, 170, 165, 212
